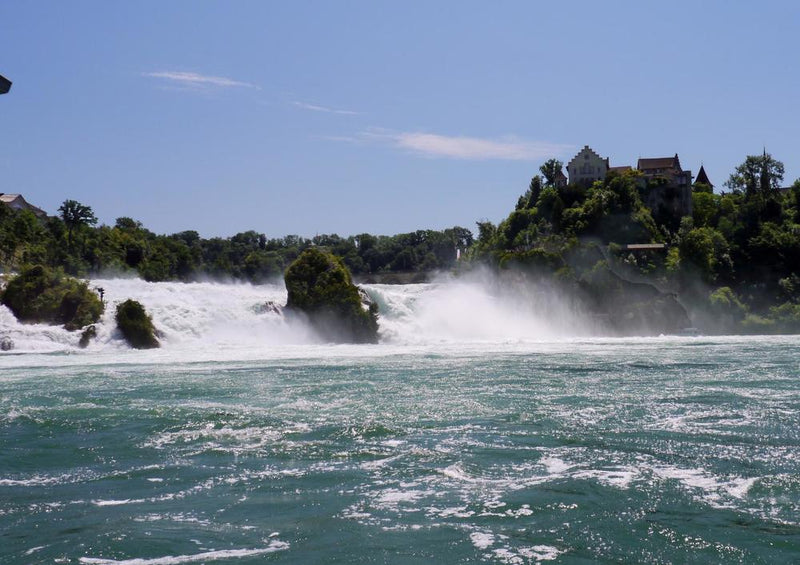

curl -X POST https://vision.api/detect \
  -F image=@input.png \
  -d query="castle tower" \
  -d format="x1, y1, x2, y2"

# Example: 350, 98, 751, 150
695, 165, 713, 189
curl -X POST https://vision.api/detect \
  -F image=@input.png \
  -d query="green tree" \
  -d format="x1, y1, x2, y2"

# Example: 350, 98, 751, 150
679, 227, 732, 282
517, 176, 543, 210
708, 286, 748, 330
115, 217, 142, 230
540, 159, 564, 188
692, 191, 720, 228
724, 152, 785, 196
58, 199, 97, 248
536, 186, 564, 229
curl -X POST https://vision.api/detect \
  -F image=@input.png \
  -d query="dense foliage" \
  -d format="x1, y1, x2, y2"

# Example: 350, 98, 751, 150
285, 247, 379, 343
0, 199, 472, 283
473, 169, 659, 269
472, 152, 800, 334
115, 299, 159, 349
0, 264, 103, 330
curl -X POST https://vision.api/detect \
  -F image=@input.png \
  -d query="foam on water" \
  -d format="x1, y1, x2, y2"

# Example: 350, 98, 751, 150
78, 542, 290, 565
3, 279, 800, 563
0, 275, 596, 359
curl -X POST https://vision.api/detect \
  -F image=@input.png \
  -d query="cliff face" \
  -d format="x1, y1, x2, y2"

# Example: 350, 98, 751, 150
642, 182, 692, 231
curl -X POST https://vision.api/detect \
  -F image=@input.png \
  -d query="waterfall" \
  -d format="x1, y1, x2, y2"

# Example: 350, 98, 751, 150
0, 274, 594, 354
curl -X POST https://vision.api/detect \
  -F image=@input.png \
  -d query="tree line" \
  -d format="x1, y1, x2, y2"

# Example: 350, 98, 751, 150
0, 201, 473, 283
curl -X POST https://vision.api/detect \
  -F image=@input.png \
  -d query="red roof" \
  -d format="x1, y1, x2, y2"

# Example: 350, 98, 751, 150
638, 155, 681, 171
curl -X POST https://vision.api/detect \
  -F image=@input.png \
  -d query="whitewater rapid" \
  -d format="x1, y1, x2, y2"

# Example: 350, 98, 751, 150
0, 275, 595, 358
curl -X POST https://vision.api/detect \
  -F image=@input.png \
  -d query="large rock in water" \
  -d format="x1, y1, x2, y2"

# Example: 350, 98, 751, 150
284, 248, 379, 343
0, 264, 103, 330
115, 299, 159, 349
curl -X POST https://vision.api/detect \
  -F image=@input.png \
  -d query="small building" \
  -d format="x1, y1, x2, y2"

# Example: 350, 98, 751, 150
636, 155, 692, 222
566, 145, 608, 186
637, 154, 692, 188
0, 194, 47, 218
554, 167, 568, 188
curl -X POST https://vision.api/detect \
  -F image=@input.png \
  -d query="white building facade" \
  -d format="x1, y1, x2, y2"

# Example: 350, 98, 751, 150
566, 145, 608, 186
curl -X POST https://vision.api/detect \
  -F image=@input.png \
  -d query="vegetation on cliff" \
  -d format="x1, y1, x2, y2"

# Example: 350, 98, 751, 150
115, 299, 159, 349
284, 247, 379, 343
0, 264, 103, 330
471, 152, 800, 334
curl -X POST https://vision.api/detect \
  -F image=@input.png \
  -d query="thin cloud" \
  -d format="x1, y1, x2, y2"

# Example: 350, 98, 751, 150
315, 134, 362, 143
292, 101, 359, 115
143, 71, 259, 90
358, 129, 572, 161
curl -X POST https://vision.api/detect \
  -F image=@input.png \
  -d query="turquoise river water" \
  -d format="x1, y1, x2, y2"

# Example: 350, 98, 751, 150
1, 280, 799, 564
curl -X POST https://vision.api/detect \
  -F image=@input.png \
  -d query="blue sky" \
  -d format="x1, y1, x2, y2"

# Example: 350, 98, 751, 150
1, 1, 798, 238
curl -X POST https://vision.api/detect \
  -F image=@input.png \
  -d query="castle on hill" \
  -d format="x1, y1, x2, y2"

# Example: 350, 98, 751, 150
560, 145, 713, 224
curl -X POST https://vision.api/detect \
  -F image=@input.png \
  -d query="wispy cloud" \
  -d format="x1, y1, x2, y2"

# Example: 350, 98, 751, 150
315, 134, 362, 143
143, 71, 259, 90
292, 101, 359, 115
355, 129, 572, 161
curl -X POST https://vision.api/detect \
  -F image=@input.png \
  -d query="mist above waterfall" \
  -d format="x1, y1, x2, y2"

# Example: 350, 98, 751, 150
368, 269, 597, 344
0, 271, 601, 355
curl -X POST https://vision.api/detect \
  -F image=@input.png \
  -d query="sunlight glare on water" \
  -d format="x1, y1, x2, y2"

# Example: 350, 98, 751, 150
2, 279, 800, 563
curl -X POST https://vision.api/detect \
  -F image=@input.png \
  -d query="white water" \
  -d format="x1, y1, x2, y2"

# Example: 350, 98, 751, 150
0, 275, 592, 357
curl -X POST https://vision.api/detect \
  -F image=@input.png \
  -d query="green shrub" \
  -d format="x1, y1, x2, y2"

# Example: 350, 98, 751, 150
115, 299, 159, 349
1, 264, 103, 330
768, 302, 800, 333
285, 248, 378, 343
707, 286, 748, 332
741, 314, 776, 334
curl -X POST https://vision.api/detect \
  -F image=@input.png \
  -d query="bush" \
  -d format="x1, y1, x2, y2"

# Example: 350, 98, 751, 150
115, 299, 159, 349
707, 286, 748, 332
285, 247, 379, 343
768, 302, 800, 333
1, 264, 103, 330
741, 314, 776, 334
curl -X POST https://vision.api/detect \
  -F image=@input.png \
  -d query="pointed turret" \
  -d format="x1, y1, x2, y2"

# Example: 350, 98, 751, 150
695, 165, 713, 189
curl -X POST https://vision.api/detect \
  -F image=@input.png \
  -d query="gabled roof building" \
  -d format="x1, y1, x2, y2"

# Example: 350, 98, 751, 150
566, 145, 608, 186
635, 154, 692, 223
0, 193, 47, 218
637, 154, 692, 188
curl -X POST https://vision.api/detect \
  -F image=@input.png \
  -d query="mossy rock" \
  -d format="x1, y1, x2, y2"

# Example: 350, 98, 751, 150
285, 248, 379, 343
78, 325, 97, 349
0, 265, 103, 330
115, 299, 159, 349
